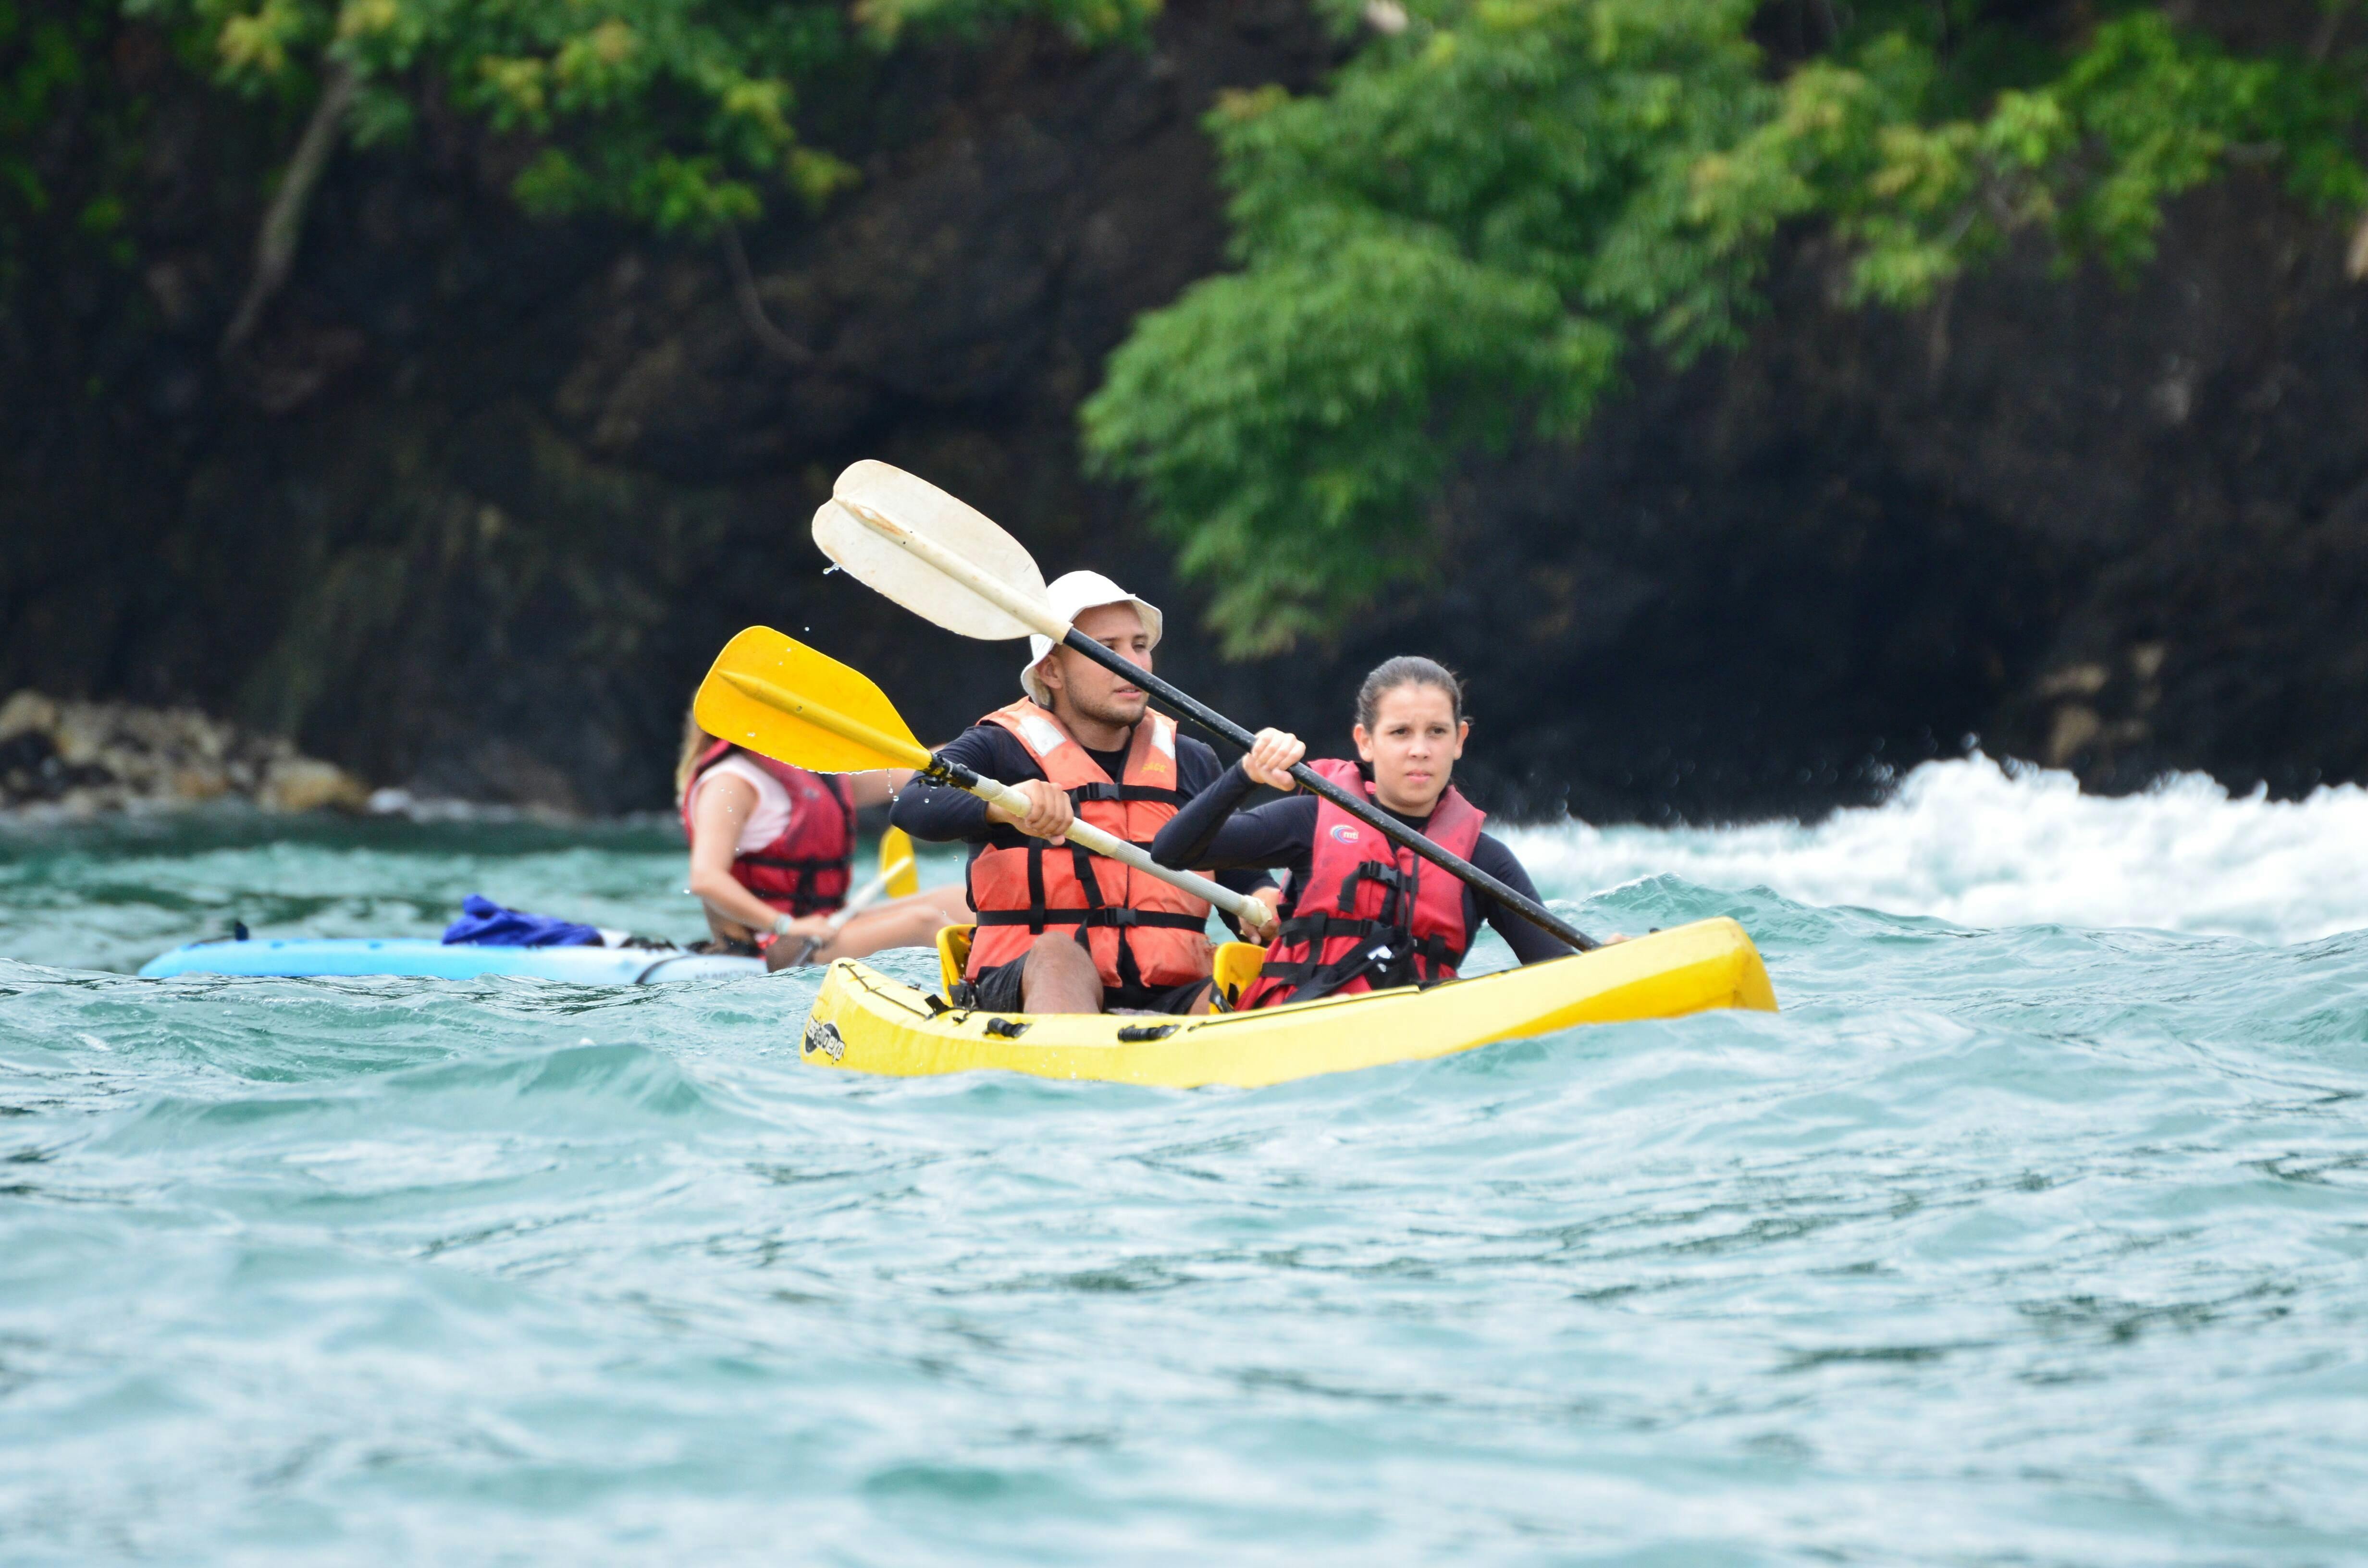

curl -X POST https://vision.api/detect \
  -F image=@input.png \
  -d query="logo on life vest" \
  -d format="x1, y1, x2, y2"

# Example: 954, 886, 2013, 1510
1329, 824, 1361, 843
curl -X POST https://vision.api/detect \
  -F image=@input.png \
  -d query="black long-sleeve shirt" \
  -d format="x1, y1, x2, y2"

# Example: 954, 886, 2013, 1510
888, 722, 1276, 937
1147, 761, 1574, 966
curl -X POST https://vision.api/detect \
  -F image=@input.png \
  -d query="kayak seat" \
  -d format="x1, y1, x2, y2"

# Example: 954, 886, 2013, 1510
1212, 942, 1265, 1008
933, 922, 1266, 1009
935, 923, 975, 1000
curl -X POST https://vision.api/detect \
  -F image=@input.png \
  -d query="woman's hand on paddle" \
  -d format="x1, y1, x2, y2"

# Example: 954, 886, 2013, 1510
1242, 729, 1305, 791
1240, 886, 1284, 944
761, 915, 835, 971
989, 778, 1075, 844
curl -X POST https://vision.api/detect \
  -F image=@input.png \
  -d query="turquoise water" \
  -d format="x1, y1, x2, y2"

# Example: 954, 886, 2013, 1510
4, 763, 2368, 1563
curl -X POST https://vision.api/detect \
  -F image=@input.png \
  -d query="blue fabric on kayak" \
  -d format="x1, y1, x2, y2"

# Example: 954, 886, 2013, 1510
442, 894, 603, 947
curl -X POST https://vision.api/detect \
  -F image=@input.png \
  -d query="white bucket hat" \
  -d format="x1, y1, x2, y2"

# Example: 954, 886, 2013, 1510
1021, 570, 1164, 706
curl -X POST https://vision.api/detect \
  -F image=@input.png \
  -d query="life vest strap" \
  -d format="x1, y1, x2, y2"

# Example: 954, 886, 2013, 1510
1260, 915, 1462, 997
1270, 913, 1381, 947
738, 854, 852, 872
974, 908, 1209, 931
1257, 941, 1395, 1002
1065, 782, 1187, 806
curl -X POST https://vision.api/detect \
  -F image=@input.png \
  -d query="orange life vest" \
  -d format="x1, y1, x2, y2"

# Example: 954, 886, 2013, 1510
963, 699, 1214, 991
1240, 758, 1483, 1008
680, 741, 854, 919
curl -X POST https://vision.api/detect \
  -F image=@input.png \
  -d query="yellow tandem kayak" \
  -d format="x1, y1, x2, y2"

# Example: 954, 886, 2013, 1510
801, 917, 1777, 1089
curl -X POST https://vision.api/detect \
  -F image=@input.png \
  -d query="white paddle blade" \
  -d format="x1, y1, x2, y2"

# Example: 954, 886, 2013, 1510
814, 461, 1052, 642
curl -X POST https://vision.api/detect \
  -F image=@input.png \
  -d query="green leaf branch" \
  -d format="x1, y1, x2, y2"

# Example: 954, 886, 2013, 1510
1084, 0, 2368, 656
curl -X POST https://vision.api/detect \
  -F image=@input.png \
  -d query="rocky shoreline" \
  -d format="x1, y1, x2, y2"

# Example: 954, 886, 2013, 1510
0, 692, 370, 818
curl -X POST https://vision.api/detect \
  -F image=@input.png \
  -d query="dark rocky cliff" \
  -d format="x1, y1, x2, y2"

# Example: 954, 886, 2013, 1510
6, 0, 2367, 820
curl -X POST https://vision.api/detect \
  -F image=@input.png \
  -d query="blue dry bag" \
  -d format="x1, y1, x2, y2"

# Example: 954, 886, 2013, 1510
442, 894, 604, 947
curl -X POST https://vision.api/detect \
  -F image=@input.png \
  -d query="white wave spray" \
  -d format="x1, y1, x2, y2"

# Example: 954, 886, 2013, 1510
1512, 755, 2368, 944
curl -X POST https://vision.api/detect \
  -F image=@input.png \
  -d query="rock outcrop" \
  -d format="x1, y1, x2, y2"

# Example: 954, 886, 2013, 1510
0, 692, 369, 816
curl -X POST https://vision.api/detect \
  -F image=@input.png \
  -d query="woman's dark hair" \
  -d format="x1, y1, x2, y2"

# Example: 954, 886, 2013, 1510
1355, 656, 1464, 730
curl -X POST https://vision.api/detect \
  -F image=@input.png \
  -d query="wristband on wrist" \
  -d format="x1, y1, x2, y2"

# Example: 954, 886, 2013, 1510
771, 913, 796, 937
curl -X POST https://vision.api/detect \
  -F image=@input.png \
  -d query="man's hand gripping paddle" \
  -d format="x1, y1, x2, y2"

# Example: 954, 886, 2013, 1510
693, 627, 1263, 930
813, 461, 1601, 953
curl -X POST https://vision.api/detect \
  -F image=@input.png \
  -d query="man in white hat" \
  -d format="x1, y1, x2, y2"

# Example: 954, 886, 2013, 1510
889, 571, 1281, 1014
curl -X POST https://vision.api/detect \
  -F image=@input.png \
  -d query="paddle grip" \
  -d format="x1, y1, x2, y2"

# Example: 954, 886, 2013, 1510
1059, 632, 1601, 953
923, 757, 1261, 924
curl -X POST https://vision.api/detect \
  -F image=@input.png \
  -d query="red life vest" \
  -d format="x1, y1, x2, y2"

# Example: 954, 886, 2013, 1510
1241, 758, 1484, 1008
963, 699, 1214, 991
680, 741, 854, 919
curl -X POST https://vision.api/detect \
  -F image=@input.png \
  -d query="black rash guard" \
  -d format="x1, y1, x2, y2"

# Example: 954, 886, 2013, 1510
888, 722, 1275, 937
1148, 761, 1574, 966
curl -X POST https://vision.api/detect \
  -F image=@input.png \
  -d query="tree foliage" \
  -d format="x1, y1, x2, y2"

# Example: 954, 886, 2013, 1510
121, 0, 1155, 234
1081, 0, 2368, 656
0, 0, 1157, 330
2, 0, 146, 299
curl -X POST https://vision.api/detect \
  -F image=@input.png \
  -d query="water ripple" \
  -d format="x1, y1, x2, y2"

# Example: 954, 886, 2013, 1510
4, 784, 2368, 1560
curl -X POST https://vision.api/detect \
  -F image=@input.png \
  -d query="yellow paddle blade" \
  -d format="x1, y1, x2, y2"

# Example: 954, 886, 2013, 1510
880, 826, 919, 899
694, 627, 931, 774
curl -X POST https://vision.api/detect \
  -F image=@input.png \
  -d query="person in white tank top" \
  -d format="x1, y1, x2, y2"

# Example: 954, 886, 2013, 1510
681, 753, 800, 857
677, 715, 973, 962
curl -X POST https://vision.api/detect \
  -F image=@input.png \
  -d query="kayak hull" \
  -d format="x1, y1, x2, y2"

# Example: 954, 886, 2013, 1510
802, 917, 1776, 1088
137, 937, 761, 985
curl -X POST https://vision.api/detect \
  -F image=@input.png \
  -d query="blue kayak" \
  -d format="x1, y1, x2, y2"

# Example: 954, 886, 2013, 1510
138, 937, 764, 985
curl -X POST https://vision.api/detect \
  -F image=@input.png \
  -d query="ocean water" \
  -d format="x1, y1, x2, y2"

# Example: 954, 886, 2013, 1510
2, 757, 2365, 1564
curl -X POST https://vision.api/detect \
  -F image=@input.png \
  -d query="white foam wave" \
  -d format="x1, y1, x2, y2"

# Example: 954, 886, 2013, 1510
1510, 756, 2368, 944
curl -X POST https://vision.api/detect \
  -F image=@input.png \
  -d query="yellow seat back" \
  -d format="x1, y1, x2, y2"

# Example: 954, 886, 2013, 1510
936, 922, 975, 999
1211, 942, 1266, 1009
880, 826, 919, 899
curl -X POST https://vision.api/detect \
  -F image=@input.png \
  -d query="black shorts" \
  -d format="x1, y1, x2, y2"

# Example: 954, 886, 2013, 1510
955, 955, 1211, 1015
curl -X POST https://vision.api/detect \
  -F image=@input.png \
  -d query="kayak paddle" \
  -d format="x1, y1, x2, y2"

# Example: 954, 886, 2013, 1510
693, 627, 1266, 929
812, 460, 1600, 953
778, 829, 919, 968
881, 825, 920, 899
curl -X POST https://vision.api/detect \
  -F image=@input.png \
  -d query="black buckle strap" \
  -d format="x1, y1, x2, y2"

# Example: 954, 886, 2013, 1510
1275, 913, 1380, 945
974, 908, 1207, 930
1262, 915, 1466, 1001
1023, 843, 1051, 934
1271, 940, 1397, 1003
1066, 782, 1188, 806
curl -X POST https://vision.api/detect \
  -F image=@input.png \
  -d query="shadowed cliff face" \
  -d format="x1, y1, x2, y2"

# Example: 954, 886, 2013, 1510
4, 0, 2367, 820
2, 0, 1338, 814
1383, 170, 2368, 821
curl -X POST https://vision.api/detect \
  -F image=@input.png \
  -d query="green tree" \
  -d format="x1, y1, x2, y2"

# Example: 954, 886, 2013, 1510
1, 0, 148, 300
1082, 0, 2368, 657
100, 0, 1158, 351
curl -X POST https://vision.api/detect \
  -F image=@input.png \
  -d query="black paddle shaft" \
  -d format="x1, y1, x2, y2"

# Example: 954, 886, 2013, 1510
1061, 630, 1600, 953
